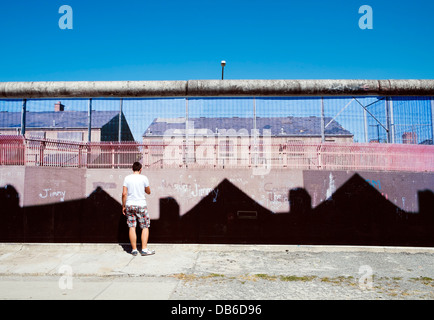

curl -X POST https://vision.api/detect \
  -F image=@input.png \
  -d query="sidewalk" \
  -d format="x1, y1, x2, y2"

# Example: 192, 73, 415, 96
0, 243, 433, 300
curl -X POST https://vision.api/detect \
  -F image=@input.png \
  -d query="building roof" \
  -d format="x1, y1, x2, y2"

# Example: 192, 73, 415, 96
143, 116, 353, 137
0, 111, 120, 129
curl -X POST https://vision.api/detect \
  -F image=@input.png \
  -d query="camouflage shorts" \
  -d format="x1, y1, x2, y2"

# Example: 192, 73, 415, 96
126, 205, 150, 229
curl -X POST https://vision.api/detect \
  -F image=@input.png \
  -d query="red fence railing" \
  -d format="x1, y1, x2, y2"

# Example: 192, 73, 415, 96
0, 135, 433, 172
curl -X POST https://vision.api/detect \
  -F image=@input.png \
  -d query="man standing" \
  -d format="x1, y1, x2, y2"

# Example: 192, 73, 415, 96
122, 162, 155, 256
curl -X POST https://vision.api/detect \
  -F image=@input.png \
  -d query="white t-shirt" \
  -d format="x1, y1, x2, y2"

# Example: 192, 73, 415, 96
123, 174, 150, 206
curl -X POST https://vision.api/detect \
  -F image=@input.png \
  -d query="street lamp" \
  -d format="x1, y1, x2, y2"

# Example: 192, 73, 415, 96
221, 60, 226, 80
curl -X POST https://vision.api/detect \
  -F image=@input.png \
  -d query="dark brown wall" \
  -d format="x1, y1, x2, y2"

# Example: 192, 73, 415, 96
1, 167, 433, 246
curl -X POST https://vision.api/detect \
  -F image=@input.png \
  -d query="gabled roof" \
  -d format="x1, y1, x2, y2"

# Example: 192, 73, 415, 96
0, 111, 119, 129
143, 116, 353, 137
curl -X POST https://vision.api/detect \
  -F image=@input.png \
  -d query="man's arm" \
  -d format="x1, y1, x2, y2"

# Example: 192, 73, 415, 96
145, 186, 151, 195
122, 186, 128, 215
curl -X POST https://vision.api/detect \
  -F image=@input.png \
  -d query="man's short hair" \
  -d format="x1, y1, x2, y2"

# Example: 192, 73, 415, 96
132, 161, 142, 172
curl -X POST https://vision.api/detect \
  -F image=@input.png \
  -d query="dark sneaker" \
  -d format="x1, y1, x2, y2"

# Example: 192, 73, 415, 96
131, 249, 138, 256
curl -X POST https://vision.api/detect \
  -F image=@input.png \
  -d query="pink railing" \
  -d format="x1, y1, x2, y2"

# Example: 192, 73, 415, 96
0, 135, 433, 172
0, 135, 26, 165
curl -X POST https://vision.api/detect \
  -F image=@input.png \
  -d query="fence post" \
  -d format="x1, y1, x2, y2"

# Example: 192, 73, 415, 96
317, 144, 323, 169
78, 144, 82, 168
363, 107, 369, 143
21, 99, 27, 135
118, 98, 123, 142
431, 97, 434, 144
86, 143, 91, 168
385, 97, 395, 143
87, 98, 92, 142
39, 140, 45, 166
143, 145, 149, 167
321, 97, 325, 143
112, 145, 115, 169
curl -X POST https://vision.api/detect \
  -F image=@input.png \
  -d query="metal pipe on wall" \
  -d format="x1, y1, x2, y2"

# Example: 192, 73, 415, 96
1, 79, 434, 98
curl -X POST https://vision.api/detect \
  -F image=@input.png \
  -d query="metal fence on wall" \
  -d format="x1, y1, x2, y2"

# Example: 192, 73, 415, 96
1, 96, 433, 143
1, 96, 433, 172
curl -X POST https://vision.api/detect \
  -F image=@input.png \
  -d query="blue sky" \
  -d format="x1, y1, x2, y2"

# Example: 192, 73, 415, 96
0, 0, 433, 81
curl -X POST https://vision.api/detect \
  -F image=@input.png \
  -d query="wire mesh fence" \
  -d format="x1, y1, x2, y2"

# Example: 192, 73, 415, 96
0, 96, 433, 171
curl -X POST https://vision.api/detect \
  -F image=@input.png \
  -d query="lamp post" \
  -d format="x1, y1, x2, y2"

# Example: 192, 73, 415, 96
221, 60, 226, 80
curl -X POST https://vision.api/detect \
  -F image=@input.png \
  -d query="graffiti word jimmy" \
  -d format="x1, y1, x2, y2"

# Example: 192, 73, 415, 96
39, 188, 66, 202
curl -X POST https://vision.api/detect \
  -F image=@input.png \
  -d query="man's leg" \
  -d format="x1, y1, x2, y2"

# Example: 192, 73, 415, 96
126, 206, 138, 251
141, 227, 149, 250
129, 227, 137, 250
138, 207, 154, 255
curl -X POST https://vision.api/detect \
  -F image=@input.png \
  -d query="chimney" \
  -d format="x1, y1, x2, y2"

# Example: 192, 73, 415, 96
402, 132, 417, 144
54, 101, 64, 112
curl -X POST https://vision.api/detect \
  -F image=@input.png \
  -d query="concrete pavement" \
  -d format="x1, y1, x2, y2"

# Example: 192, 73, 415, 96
0, 243, 433, 300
